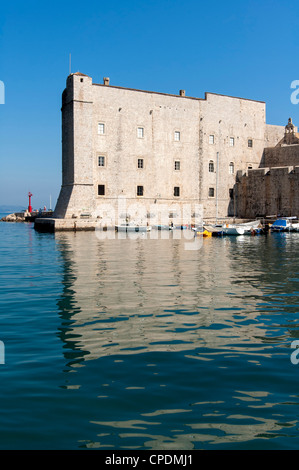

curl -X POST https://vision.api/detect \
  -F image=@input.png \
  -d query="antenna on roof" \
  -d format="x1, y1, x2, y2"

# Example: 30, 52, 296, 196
69, 54, 71, 75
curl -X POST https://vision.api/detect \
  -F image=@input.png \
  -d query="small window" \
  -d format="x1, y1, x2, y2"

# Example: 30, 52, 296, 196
209, 135, 214, 144
248, 139, 253, 148
208, 187, 215, 198
209, 160, 214, 172
174, 161, 180, 171
80, 78, 83, 83
174, 186, 180, 197
137, 127, 144, 138
137, 185, 144, 196
98, 184, 105, 196
98, 123, 105, 135
98, 156, 105, 167
138, 158, 144, 169
229, 162, 234, 174
174, 131, 180, 141
248, 165, 253, 170
229, 137, 234, 147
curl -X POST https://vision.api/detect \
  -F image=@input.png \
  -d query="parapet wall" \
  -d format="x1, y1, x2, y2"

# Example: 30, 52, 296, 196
236, 166, 299, 218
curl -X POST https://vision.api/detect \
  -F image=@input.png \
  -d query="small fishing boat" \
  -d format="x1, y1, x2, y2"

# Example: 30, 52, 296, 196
271, 218, 299, 232
193, 226, 212, 237
153, 224, 175, 230
270, 218, 292, 232
232, 220, 263, 235
205, 223, 245, 236
115, 224, 151, 232
222, 226, 245, 235
202, 225, 224, 236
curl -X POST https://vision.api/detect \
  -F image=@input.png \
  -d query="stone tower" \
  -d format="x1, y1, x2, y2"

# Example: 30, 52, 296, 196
54, 72, 95, 218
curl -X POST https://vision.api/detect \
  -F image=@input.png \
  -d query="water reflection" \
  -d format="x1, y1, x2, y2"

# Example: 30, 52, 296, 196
55, 232, 276, 362
54, 231, 299, 449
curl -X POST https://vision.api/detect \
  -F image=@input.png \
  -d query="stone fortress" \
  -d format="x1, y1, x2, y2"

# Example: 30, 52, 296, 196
36, 72, 299, 230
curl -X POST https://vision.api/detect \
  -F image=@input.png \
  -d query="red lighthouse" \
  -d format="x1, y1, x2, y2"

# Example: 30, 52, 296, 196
28, 192, 33, 213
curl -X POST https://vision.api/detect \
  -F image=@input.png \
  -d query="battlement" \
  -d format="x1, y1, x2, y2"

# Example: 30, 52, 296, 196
239, 165, 299, 180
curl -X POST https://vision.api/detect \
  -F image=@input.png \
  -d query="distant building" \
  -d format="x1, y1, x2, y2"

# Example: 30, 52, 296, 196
54, 72, 286, 224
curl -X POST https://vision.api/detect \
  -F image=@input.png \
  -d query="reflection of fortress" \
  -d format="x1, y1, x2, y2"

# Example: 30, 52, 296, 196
52, 73, 294, 225
56, 232, 270, 362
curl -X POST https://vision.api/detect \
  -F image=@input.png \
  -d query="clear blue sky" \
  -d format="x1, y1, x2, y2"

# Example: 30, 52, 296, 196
1, 0, 298, 209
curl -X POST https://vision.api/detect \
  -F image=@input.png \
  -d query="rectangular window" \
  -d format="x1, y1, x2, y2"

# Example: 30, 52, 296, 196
209, 160, 214, 172
137, 127, 144, 138
98, 123, 105, 135
174, 131, 180, 141
138, 158, 144, 169
229, 137, 234, 147
209, 135, 214, 144
208, 187, 215, 198
98, 156, 105, 167
174, 186, 180, 197
248, 139, 253, 148
174, 161, 180, 170
98, 184, 105, 196
137, 185, 144, 196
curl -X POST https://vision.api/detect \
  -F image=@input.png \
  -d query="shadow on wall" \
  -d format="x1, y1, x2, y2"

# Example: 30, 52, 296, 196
54, 186, 74, 218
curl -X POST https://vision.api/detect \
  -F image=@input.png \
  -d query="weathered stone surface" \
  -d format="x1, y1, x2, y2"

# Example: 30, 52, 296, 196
236, 118, 299, 218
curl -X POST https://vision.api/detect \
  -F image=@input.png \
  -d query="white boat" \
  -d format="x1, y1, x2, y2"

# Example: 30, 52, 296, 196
222, 226, 245, 235
233, 220, 263, 234
153, 224, 175, 230
115, 224, 151, 232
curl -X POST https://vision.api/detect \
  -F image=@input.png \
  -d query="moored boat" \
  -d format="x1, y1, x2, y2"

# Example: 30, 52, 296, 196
271, 217, 299, 232
193, 227, 212, 237
153, 224, 175, 230
222, 226, 245, 235
270, 218, 292, 232
115, 224, 151, 232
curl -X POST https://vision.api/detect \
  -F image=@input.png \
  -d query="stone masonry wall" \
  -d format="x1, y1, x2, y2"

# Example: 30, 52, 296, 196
54, 73, 285, 223
236, 166, 299, 218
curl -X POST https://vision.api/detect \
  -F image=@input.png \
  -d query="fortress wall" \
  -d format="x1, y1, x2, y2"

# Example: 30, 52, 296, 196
54, 73, 286, 221
236, 166, 299, 218
199, 93, 267, 218
263, 145, 299, 168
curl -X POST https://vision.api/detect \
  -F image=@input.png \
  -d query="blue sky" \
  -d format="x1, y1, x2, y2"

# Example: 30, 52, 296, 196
0, 0, 299, 209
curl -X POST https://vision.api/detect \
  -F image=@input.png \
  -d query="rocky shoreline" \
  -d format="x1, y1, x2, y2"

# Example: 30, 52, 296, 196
1, 211, 53, 222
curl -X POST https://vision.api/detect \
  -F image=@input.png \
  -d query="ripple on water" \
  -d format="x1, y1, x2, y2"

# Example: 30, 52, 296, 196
1, 223, 299, 449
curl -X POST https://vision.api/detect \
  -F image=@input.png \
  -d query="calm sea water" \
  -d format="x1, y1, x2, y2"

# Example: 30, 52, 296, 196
1, 215, 299, 450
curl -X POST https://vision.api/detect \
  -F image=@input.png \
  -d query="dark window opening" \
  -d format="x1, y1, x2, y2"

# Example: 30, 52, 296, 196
98, 185, 105, 196
137, 185, 144, 196
174, 187, 180, 197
